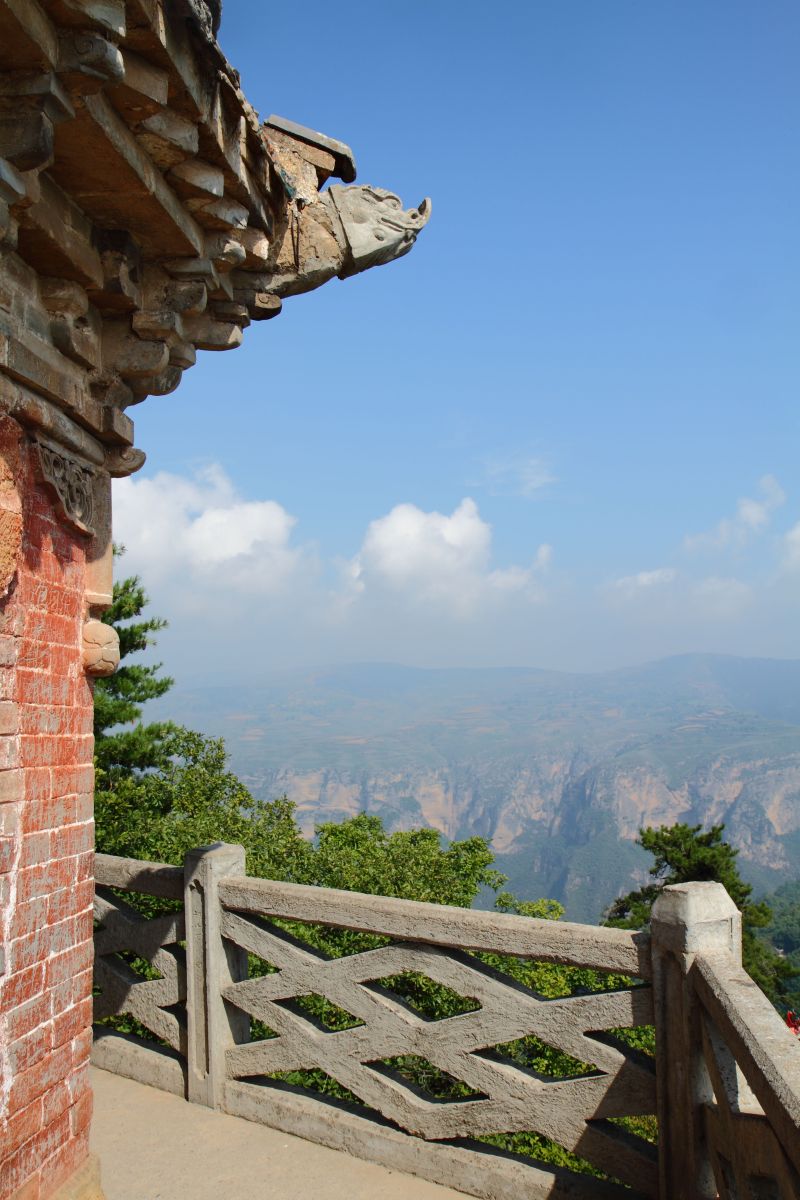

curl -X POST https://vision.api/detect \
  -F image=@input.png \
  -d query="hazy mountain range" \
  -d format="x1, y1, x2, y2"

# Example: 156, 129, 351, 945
151, 654, 800, 921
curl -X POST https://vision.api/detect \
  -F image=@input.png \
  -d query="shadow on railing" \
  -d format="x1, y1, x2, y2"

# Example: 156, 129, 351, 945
92, 847, 800, 1200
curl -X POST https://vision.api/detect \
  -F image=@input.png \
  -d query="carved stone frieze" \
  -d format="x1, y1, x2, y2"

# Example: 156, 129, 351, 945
34, 438, 96, 534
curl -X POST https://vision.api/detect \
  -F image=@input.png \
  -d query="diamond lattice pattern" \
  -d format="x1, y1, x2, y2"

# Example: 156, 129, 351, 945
220, 908, 657, 1191
93, 886, 187, 1054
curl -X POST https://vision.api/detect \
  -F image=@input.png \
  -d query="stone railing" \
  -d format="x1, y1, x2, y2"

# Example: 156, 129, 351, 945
92, 846, 800, 1200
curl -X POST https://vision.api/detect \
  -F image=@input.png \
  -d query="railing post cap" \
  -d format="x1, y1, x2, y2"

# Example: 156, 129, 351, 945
184, 842, 246, 875
652, 881, 738, 923
651, 882, 741, 959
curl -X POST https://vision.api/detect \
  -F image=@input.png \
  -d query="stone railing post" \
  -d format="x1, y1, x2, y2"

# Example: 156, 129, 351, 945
184, 842, 249, 1108
650, 881, 742, 1200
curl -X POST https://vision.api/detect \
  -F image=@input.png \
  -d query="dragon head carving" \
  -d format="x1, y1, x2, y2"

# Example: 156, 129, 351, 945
326, 186, 431, 277
266, 181, 431, 298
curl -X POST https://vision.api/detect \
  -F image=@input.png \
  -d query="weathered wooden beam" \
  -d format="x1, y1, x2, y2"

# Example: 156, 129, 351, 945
51, 91, 204, 256
0, 0, 59, 71
18, 171, 104, 288
47, 0, 127, 38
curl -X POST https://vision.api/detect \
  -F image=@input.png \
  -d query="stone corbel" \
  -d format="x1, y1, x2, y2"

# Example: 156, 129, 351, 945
40, 278, 101, 370
33, 436, 96, 535
94, 230, 142, 313
136, 109, 199, 170
58, 31, 125, 93
101, 317, 172, 403
82, 618, 119, 676
205, 232, 246, 273
0, 74, 74, 173
105, 446, 146, 478
0, 157, 25, 248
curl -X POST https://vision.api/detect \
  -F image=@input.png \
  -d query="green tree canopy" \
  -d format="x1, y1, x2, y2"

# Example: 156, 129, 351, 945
605, 822, 798, 1007
761, 879, 800, 1013
93, 561, 506, 910
93, 568, 658, 1176
93, 554, 182, 780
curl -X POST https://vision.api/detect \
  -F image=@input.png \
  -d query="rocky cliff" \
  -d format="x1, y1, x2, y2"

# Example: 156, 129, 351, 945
155, 656, 800, 920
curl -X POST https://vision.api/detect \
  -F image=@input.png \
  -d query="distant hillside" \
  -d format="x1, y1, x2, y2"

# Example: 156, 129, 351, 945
150, 654, 800, 920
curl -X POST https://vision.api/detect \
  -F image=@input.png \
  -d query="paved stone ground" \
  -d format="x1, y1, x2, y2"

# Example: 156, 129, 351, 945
91, 1068, 466, 1200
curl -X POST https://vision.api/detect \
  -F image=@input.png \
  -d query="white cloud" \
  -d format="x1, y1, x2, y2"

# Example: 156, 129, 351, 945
607, 566, 751, 623
482, 454, 556, 498
113, 465, 312, 596
614, 567, 677, 592
488, 565, 538, 593
684, 475, 786, 551
690, 575, 752, 618
354, 499, 489, 589
533, 543, 553, 571
348, 498, 549, 615
108, 466, 797, 681
782, 522, 800, 572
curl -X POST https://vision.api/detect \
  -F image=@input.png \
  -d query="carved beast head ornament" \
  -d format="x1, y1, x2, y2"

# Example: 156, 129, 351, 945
327, 186, 431, 277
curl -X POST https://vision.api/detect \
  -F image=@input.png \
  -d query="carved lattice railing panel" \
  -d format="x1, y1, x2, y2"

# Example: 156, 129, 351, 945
693, 954, 800, 1200
217, 882, 658, 1198
93, 886, 187, 1050
90, 854, 800, 1199
92, 855, 188, 1095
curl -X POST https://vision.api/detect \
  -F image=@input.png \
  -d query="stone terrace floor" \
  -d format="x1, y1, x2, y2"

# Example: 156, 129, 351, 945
90, 1068, 465, 1200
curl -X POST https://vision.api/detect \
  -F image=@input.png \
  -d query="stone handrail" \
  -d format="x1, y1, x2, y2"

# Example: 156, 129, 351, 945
95, 852, 183, 898
92, 847, 800, 1200
216, 874, 651, 975
694, 955, 800, 1183
650, 882, 800, 1199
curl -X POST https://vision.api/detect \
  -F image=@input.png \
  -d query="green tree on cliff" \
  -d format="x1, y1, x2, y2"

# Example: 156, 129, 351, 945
605, 822, 797, 1007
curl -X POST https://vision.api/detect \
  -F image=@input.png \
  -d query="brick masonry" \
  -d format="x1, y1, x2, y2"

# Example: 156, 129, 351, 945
0, 417, 96, 1200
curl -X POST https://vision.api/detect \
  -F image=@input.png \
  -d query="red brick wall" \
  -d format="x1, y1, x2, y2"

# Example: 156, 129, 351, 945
0, 417, 95, 1200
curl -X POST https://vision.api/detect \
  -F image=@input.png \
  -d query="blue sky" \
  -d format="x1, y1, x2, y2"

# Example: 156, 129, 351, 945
115, 0, 800, 683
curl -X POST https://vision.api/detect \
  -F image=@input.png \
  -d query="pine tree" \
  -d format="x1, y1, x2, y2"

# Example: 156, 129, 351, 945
605, 822, 797, 1007
93, 552, 182, 782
